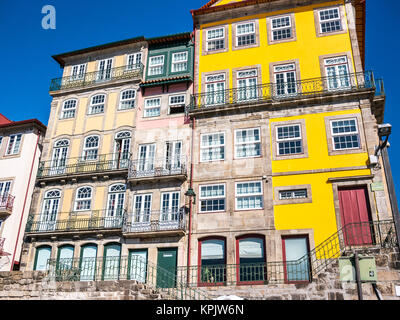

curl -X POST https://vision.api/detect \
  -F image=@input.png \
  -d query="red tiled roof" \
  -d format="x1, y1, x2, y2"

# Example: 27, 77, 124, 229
0, 114, 12, 125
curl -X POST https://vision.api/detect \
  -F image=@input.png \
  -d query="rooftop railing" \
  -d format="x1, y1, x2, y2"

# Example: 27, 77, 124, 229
123, 209, 186, 234
50, 64, 144, 92
128, 157, 187, 180
25, 210, 125, 233
187, 71, 378, 112
37, 153, 131, 179
0, 194, 14, 214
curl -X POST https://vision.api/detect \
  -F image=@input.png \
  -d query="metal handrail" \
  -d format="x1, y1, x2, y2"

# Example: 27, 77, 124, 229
0, 194, 15, 212
123, 209, 186, 233
25, 209, 126, 233
50, 64, 144, 91
187, 71, 377, 111
38, 153, 131, 178
128, 156, 187, 179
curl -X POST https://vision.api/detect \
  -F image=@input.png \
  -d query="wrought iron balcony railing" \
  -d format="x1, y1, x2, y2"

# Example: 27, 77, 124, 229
37, 153, 131, 179
128, 157, 187, 180
123, 209, 186, 234
50, 64, 144, 92
0, 194, 14, 215
187, 71, 379, 112
25, 210, 125, 233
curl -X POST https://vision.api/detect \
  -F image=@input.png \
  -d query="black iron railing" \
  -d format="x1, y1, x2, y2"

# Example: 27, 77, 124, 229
123, 209, 186, 233
25, 210, 125, 233
0, 194, 14, 213
187, 71, 378, 112
50, 64, 144, 91
37, 153, 131, 179
46, 255, 209, 300
128, 157, 187, 180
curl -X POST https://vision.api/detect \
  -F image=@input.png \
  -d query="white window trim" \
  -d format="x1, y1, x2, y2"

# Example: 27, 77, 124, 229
235, 181, 263, 211
200, 132, 225, 163
330, 118, 360, 151
171, 51, 188, 73
88, 95, 105, 115
119, 89, 136, 110
236, 22, 256, 46
234, 127, 261, 159
276, 124, 303, 156
199, 183, 226, 213
271, 16, 292, 41
70, 64, 86, 80
82, 135, 100, 161
126, 52, 142, 70
206, 27, 226, 52
60, 99, 77, 119
74, 187, 93, 211
148, 55, 165, 76
133, 193, 153, 213
143, 97, 161, 118
318, 7, 342, 34
5, 134, 22, 155
278, 189, 308, 200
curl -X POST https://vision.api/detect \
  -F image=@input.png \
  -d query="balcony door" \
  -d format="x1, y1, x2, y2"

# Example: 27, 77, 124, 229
39, 190, 60, 232
324, 56, 350, 91
138, 144, 156, 173
237, 69, 258, 102
105, 184, 126, 228
80, 244, 97, 281
102, 243, 121, 280
165, 141, 182, 172
131, 194, 152, 231
160, 191, 180, 230
273, 63, 297, 97
128, 249, 147, 282
50, 139, 69, 175
97, 58, 113, 81
114, 132, 131, 169
0, 181, 11, 203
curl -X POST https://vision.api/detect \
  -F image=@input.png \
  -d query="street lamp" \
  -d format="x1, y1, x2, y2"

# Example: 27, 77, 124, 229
185, 187, 196, 205
375, 123, 400, 248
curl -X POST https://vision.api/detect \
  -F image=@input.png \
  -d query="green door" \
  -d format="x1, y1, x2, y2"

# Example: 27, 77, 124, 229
156, 248, 177, 288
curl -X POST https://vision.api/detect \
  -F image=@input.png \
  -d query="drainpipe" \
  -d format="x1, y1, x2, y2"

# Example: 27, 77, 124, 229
11, 129, 41, 271
354, 252, 363, 300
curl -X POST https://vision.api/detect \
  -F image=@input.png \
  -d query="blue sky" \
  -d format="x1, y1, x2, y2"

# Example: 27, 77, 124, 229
1, 0, 400, 193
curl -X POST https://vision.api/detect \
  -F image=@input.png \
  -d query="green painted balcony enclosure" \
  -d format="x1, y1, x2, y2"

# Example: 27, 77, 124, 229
186, 71, 383, 113
37, 153, 131, 180
25, 210, 125, 234
49, 64, 144, 92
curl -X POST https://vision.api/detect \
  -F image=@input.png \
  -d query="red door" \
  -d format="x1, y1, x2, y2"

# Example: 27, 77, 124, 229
338, 186, 373, 246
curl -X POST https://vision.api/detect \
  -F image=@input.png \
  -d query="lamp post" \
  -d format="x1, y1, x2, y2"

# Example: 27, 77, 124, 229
375, 124, 400, 248
185, 187, 196, 285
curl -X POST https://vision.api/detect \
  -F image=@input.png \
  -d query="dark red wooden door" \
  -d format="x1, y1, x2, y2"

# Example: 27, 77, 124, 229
338, 186, 373, 246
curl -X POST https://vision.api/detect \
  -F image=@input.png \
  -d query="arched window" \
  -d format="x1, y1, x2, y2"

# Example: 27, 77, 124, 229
236, 235, 266, 284
61, 99, 77, 119
39, 189, 61, 231
89, 94, 105, 115
199, 237, 226, 285
80, 243, 98, 281
74, 187, 92, 211
34, 246, 52, 271
103, 243, 121, 280
114, 131, 131, 168
56, 245, 74, 275
119, 89, 136, 110
82, 136, 99, 161
50, 139, 69, 175
105, 184, 126, 228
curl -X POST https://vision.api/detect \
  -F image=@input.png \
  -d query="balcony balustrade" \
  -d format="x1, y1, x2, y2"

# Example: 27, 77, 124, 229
128, 157, 187, 182
37, 153, 131, 180
187, 71, 380, 113
0, 194, 14, 219
123, 209, 186, 236
25, 210, 125, 234
50, 64, 144, 92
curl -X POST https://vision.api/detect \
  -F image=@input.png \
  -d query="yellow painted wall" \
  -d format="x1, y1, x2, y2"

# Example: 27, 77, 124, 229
197, 0, 354, 93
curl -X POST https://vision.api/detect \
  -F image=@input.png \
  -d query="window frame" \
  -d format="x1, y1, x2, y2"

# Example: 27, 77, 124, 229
267, 13, 296, 45
234, 127, 261, 159
235, 21, 256, 47
143, 97, 161, 118
276, 124, 303, 156
198, 183, 226, 213
168, 94, 186, 115
282, 235, 311, 284
148, 55, 165, 76
74, 186, 93, 212
274, 185, 312, 205
82, 135, 100, 161
126, 52, 142, 70
119, 89, 136, 110
171, 51, 188, 73
198, 237, 227, 286
60, 99, 77, 119
330, 118, 360, 151
70, 64, 86, 80
314, 6, 347, 37
235, 181, 264, 211
203, 26, 229, 55
88, 94, 106, 115
200, 132, 225, 163
5, 134, 22, 156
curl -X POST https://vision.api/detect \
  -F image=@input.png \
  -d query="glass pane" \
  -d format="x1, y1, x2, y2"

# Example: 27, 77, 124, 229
284, 238, 310, 282
35, 247, 51, 271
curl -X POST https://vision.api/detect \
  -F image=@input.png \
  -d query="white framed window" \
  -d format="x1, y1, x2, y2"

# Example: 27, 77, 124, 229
89, 94, 105, 115
0, 181, 12, 198
127, 53, 142, 70
330, 118, 360, 150
274, 63, 297, 96
97, 58, 113, 81
276, 124, 303, 155
199, 184, 226, 213
200, 132, 225, 162
206, 27, 225, 51
61, 99, 77, 119
144, 97, 161, 117
6, 134, 22, 155
82, 135, 99, 161
119, 89, 136, 110
74, 187, 92, 211
0, 137, 2, 148
133, 193, 152, 223
71, 64, 86, 80
236, 22, 256, 46
324, 56, 350, 90
148, 55, 164, 76
165, 141, 182, 170
160, 191, 180, 222
279, 189, 308, 200
138, 144, 156, 171
50, 139, 69, 175
205, 73, 226, 105
168, 94, 186, 114
234, 128, 261, 158
171, 52, 188, 72
235, 181, 263, 210
237, 69, 258, 101
271, 16, 292, 41
318, 7, 342, 34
